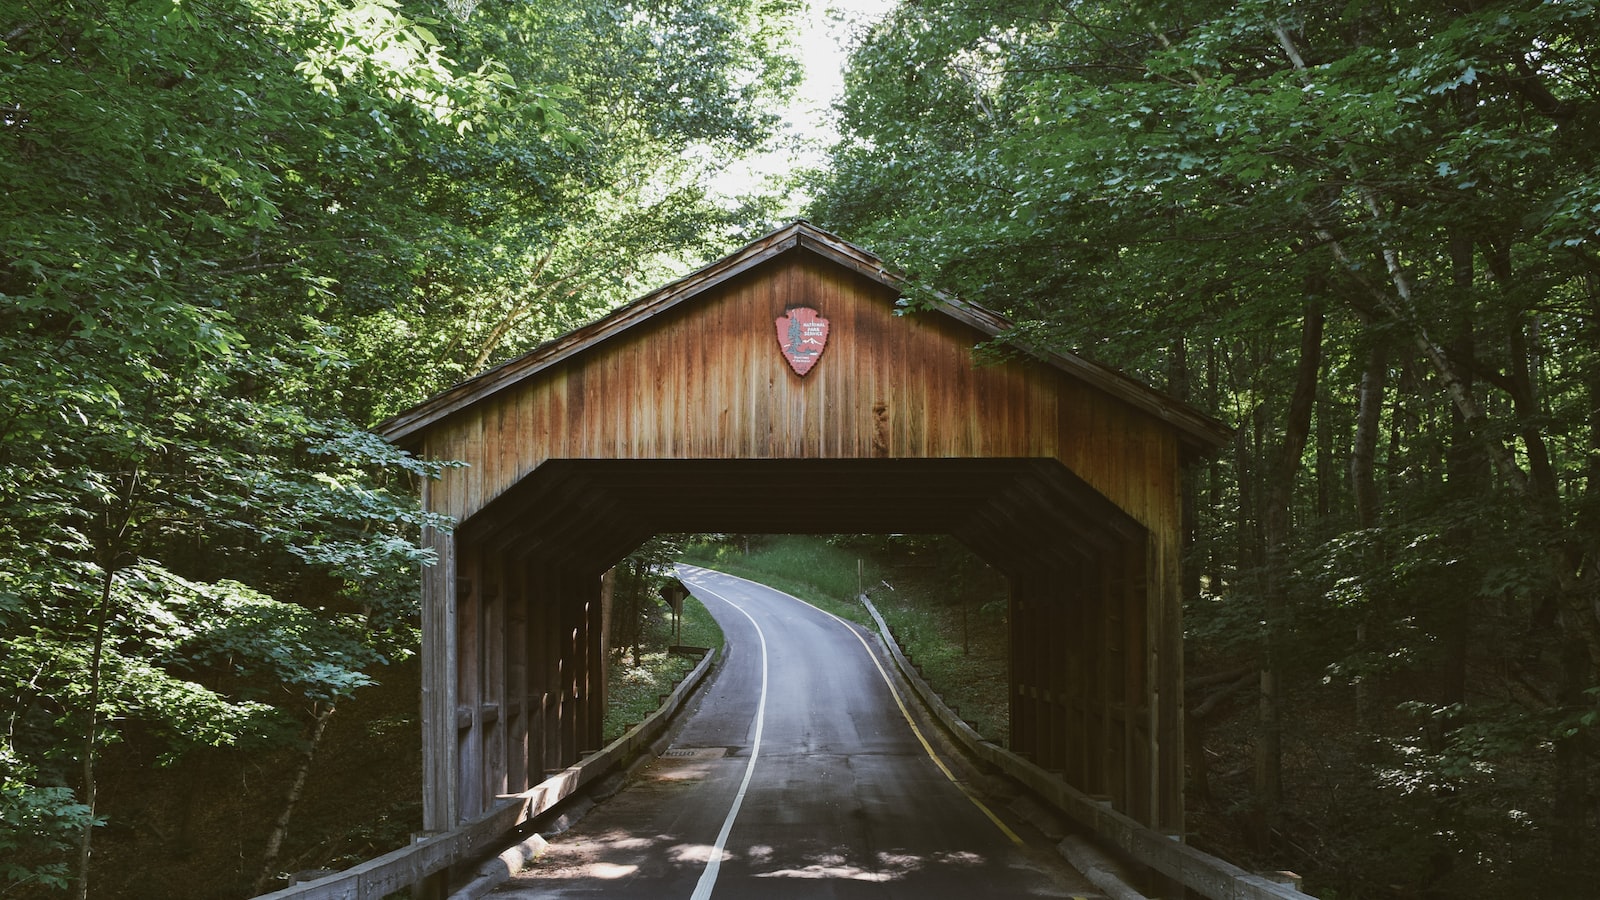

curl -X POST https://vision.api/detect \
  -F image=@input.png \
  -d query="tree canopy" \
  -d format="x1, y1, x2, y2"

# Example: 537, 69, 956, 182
2, 0, 795, 893
810, 0, 1600, 895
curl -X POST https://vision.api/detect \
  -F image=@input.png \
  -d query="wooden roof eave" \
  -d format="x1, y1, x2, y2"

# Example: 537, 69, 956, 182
920, 293, 1231, 457
796, 226, 1230, 455
828, 252, 1231, 457
375, 221, 1232, 456
375, 223, 829, 446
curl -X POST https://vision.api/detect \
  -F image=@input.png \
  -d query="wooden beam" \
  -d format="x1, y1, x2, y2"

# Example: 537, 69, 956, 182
456, 547, 483, 823
419, 515, 458, 832
506, 560, 530, 795
485, 554, 508, 804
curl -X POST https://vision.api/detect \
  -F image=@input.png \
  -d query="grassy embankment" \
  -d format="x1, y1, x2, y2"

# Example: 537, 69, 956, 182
678, 535, 1010, 744
679, 536, 875, 626
603, 593, 723, 743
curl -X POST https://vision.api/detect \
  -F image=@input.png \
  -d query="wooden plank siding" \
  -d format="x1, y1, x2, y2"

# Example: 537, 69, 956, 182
381, 223, 1227, 838
411, 251, 1194, 536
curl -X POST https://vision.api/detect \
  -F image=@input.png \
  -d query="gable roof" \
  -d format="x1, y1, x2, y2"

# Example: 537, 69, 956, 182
375, 221, 1230, 454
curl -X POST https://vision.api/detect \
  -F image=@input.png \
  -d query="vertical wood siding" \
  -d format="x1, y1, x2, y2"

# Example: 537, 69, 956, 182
420, 253, 1182, 536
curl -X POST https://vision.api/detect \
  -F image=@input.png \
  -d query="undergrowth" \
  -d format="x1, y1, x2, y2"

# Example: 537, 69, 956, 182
602, 595, 721, 743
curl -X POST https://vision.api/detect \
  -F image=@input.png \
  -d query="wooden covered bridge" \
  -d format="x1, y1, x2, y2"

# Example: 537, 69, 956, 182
377, 221, 1230, 843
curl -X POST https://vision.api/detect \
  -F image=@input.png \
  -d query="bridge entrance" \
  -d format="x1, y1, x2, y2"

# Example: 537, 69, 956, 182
378, 222, 1228, 839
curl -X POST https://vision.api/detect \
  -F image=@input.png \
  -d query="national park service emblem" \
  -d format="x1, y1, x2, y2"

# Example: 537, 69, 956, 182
775, 306, 829, 376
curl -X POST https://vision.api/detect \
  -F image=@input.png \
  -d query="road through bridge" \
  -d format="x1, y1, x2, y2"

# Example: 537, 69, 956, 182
492, 564, 1098, 898
374, 221, 1233, 882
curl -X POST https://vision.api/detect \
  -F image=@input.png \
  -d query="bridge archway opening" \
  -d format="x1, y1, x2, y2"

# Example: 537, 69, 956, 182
447, 457, 1162, 830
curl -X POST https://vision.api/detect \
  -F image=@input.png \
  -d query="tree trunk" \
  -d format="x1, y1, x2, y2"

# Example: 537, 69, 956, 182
1235, 339, 1263, 601
620, 564, 645, 666
1315, 388, 1333, 521
1440, 231, 1484, 713
1350, 335, 1387, 729
1568, 286, 1600, 885
1255, 303, 1325, 841
74, 567, 117, 900
1204, 343, 1225, 593
1482, 246, 1598, 871
1172, 335, 1203, 605
1350, 343, 1386, 531
74, 466, 141, 900
252, 703, 338, 895
1553, 637, 1591, 882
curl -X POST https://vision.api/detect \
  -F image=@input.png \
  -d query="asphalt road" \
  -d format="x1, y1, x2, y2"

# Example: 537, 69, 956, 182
493, 564, 1094, 899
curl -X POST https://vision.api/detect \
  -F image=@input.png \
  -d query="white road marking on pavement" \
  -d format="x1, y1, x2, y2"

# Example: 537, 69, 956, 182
679, 572, 769, 900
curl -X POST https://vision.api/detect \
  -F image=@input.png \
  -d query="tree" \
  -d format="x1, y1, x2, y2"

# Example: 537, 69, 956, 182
609, 536, 691, 667
4, 0, 801, 891
332, 0, 803, 423
810, 0, 1600, 893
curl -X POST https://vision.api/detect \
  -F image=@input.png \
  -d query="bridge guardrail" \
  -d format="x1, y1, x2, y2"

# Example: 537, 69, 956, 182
858, 596, 1313, 900
251, 646, 718, 900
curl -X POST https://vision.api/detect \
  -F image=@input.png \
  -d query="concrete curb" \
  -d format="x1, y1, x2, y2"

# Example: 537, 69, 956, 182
858, 596, 1313, 900
1059, 836, 1153, 900
449, 834, 549, 900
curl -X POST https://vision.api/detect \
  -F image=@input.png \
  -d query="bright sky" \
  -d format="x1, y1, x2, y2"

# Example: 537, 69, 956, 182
707, 0, 895, 215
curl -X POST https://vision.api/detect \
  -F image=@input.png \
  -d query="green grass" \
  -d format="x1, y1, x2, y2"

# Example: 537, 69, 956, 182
680, 535, 1010, 745
678, 535, 880, 626
602, 595, 721, 743
674, 589, 724, 651
870, 590, 1010, 743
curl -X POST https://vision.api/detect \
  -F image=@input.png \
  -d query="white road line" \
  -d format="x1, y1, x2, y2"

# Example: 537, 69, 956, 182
678, 570, 769, 900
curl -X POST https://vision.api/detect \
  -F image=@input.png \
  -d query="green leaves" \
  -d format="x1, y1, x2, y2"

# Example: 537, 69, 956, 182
0, 749, 95, 892
813, 0, 1600, 893
3, 0, 801, 888
147, 566, 382, 703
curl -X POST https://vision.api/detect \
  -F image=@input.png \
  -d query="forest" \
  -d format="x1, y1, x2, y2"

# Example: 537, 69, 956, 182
3, 0, 1598, 897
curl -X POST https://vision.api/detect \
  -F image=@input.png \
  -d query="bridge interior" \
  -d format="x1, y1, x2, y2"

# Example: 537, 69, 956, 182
447, 457, 1167, 835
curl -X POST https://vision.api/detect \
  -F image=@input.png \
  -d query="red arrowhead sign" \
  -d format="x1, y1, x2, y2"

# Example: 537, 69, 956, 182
775, 307, 830, 376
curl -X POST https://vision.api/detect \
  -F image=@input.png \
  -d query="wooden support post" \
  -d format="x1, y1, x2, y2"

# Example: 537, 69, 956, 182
540, 566, 561, 776
507, 560, 530, 794
1065, 558, 1087, 789
1047, 561, 1068, 772
579, 568, 595, 758
1152, 529, 1186, 835
484, 556, 507, 803
559, 568, 579, 766
584, 576, 607, 752
1084, 562, 1106, 800
1006, 574, 1020, 757
419, 514, 458, 833
1008, 572, 1035, 760
1121, 536, 1146, 823
456, 547, 483, 823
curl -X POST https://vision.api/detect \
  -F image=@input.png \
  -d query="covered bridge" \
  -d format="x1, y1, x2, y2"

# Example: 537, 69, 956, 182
377, 221, 1230, 840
